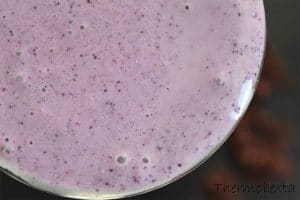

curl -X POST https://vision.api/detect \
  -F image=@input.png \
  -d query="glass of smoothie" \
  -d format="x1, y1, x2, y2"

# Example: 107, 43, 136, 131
0, 0, 266, 199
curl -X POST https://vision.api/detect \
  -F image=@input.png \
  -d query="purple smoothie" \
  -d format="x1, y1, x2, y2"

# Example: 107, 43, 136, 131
0, 0, 265, 198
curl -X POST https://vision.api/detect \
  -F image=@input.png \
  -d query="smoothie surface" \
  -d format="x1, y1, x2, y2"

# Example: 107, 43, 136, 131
0, 0, 265, 198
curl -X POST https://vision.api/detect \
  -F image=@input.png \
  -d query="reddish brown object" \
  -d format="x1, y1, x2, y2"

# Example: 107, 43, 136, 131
255, 79, 273, 100
254, 44, 287, 101
236, 109, 289, 149
249, 111, 289, 149
231, 109, 292, 180
270, 154, 293, 178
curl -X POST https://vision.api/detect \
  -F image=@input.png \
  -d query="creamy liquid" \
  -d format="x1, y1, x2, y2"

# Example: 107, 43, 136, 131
0, 0, 265, 198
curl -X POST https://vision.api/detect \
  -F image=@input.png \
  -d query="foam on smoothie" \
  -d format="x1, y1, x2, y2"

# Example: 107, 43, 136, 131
0, 0, 265, 198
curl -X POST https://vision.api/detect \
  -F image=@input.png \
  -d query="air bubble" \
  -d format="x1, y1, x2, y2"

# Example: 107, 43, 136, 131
117, 155, 126, 164
16, 75, 23, 82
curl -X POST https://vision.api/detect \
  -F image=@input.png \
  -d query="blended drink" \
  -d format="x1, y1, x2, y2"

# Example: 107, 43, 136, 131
0, 0, 265, 198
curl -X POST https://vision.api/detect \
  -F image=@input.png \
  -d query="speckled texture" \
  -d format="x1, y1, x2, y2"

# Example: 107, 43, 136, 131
0, 0, 265, 198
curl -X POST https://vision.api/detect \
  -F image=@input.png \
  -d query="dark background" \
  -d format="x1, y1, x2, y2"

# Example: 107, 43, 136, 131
1, 0, 299, 199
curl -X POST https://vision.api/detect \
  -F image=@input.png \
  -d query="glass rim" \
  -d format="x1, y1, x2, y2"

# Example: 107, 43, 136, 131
0, 3, 267, 200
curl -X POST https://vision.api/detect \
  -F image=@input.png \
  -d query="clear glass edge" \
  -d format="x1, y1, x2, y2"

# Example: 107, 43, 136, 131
0, 3, 267, 200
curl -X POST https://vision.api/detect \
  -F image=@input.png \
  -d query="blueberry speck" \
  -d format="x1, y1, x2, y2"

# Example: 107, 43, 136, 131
142, 157, 149, 164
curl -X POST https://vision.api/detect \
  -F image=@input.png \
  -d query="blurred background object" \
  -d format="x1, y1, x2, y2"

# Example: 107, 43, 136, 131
1, 0, 299, 199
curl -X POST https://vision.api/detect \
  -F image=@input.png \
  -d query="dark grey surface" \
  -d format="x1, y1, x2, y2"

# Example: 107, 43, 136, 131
1, 1, 300, 199
262, 0, 300, 199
